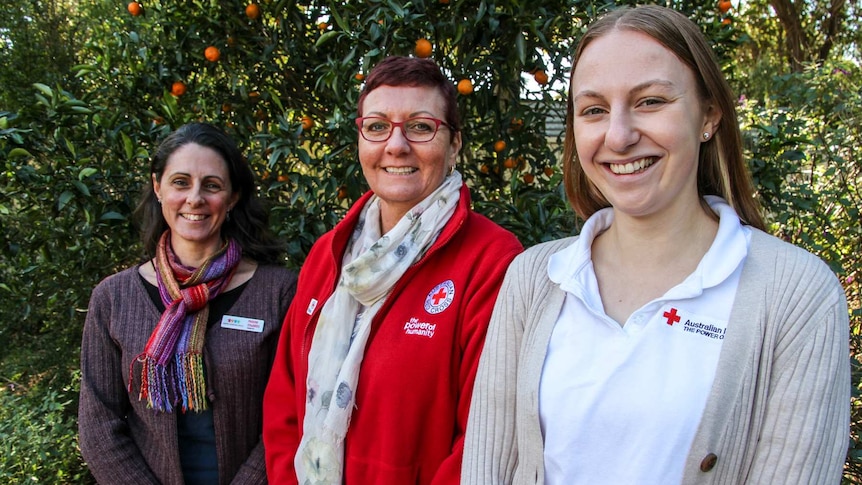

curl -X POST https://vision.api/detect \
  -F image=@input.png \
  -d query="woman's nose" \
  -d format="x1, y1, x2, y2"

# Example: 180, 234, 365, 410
385, 125, 412, 154
186, 187, 205, 206
604, 110, 640, 152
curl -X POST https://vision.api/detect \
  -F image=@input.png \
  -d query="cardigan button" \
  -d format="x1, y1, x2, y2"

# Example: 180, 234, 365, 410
700, 453, 718, 472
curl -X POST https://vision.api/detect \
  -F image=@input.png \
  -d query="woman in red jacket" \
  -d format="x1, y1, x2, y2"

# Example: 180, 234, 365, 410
263, 56, 523, 484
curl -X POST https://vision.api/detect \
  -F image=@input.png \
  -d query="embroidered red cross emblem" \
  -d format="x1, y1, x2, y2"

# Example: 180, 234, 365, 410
431, 288, 448, 305
663, 307, 681, 326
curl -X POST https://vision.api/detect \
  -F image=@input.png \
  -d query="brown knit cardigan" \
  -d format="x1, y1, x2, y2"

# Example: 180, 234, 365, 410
79, 263, 297, 484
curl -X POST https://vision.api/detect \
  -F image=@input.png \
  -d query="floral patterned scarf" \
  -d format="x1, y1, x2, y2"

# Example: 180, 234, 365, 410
295, 171, 462, 484
129, 231, 241, 413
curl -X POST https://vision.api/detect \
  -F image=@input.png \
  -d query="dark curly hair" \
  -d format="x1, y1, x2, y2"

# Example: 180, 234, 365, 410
133, 122, 284, 264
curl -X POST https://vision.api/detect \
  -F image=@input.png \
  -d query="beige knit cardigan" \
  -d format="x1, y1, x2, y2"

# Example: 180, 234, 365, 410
462, 229, 850, 485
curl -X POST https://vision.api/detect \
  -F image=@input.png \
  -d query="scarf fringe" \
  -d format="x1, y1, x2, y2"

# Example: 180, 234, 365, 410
129, 352, 209, 413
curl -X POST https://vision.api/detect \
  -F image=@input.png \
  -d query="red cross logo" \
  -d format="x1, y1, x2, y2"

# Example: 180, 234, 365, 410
663, 307, 681, 326
425, 280, 455, 314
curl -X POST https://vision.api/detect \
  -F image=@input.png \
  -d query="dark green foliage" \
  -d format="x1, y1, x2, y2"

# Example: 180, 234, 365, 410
0, 0, 859, 483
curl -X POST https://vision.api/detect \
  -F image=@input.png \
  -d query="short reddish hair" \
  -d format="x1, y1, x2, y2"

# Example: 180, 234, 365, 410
357, 56, 461, 134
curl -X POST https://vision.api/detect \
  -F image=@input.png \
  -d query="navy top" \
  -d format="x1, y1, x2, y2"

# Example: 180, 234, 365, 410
142, 274, 247, 483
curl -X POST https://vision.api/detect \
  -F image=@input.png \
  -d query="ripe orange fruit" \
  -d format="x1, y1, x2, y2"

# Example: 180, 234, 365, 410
543, 166, 554, 177
317, 22, 328, 30
493, 140, 506, 153
248, 91, 260, 102
721, 17, 732, 25
718, 0, 732, 13
337, 185, 348, 200
227, 36, 237, 47
354, 73, 365, 82
479, 164, 490, 174
439, 0, 450, 3
533, 69, 549, 85
204, 46, 220, 62
127, 2, 143, 16
277, 174, 288, 182
301, 116, 314, 130
221, 103, 231, 113
522, 173, 535, 184
457, 79, 473, 95
245, 3, 260, 20
170, 81, 187, 97
415, 38, 433, 58
503, 157, 517, 169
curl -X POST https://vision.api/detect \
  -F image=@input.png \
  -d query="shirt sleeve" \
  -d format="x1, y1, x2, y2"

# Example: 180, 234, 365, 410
263, 304, 302, 485
78, 280, 161, 485
460, 253, 530, 485
430, 233, 522, 485
745, 282, 850, 484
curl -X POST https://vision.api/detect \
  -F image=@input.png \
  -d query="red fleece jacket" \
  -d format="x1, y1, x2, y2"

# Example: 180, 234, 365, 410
263, 185, 522, 484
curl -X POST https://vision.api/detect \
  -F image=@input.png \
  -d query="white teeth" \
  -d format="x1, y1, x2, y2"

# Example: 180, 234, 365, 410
183, 214, 207, 221
385, 167, 417, 174
609, 158, 655, 175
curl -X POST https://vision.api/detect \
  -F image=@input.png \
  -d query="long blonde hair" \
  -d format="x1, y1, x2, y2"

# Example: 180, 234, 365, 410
562, 5, 765, 230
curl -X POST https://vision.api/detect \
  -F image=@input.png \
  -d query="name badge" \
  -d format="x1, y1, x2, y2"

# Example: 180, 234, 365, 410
221, 315, 264, 333
306, 298, 318, 315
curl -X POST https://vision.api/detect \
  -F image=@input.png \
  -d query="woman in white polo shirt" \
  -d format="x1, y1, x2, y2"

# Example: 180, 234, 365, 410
462, 5, 850, 485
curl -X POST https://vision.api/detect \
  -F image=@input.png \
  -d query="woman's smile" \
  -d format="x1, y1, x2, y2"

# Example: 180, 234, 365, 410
358, 85, 462, 232
607, 157, 657, 175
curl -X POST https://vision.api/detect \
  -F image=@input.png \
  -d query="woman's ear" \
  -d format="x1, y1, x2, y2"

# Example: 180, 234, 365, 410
449, 131, 463, 164
228, 191, 240, 212
702, 102, 722, 139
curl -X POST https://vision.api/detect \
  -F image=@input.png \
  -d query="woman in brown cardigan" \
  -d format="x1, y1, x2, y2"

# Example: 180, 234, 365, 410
78, 123, 297, 484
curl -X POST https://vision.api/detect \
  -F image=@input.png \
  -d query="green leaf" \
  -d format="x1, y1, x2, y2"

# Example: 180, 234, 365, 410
35, 93, 51, 107
33, 83, 53, 97
64, 138, 76, 157
315, 31, 339, 48
78, 168, 98, 180
72, 180, 91, 196
58, 191, 74, 210
122, 132, 133, 160
100, 211, 126, 221
329, 7, 348, 31
8, 148, 33, 159
516, 33, 526, 65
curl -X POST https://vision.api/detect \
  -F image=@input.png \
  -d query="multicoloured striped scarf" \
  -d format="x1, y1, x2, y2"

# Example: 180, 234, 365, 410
129, 231, 241, 413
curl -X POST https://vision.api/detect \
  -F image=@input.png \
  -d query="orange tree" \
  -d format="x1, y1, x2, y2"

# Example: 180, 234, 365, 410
64, 0, 739, 257
1, 0, 860, 482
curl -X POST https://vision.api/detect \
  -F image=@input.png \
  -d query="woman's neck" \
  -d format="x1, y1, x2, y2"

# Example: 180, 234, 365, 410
591, 204, 719, 325
599, 206, 718, 270
170, 240, 222, 268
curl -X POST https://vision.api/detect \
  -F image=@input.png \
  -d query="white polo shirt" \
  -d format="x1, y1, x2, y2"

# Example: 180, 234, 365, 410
540, 196, 750, 485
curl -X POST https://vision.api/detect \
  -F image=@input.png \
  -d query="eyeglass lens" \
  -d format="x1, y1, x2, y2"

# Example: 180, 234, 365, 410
359, 117, 442, 142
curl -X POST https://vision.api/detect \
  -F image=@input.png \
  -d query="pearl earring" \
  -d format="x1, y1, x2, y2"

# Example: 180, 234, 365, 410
703, 132, 710, 140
